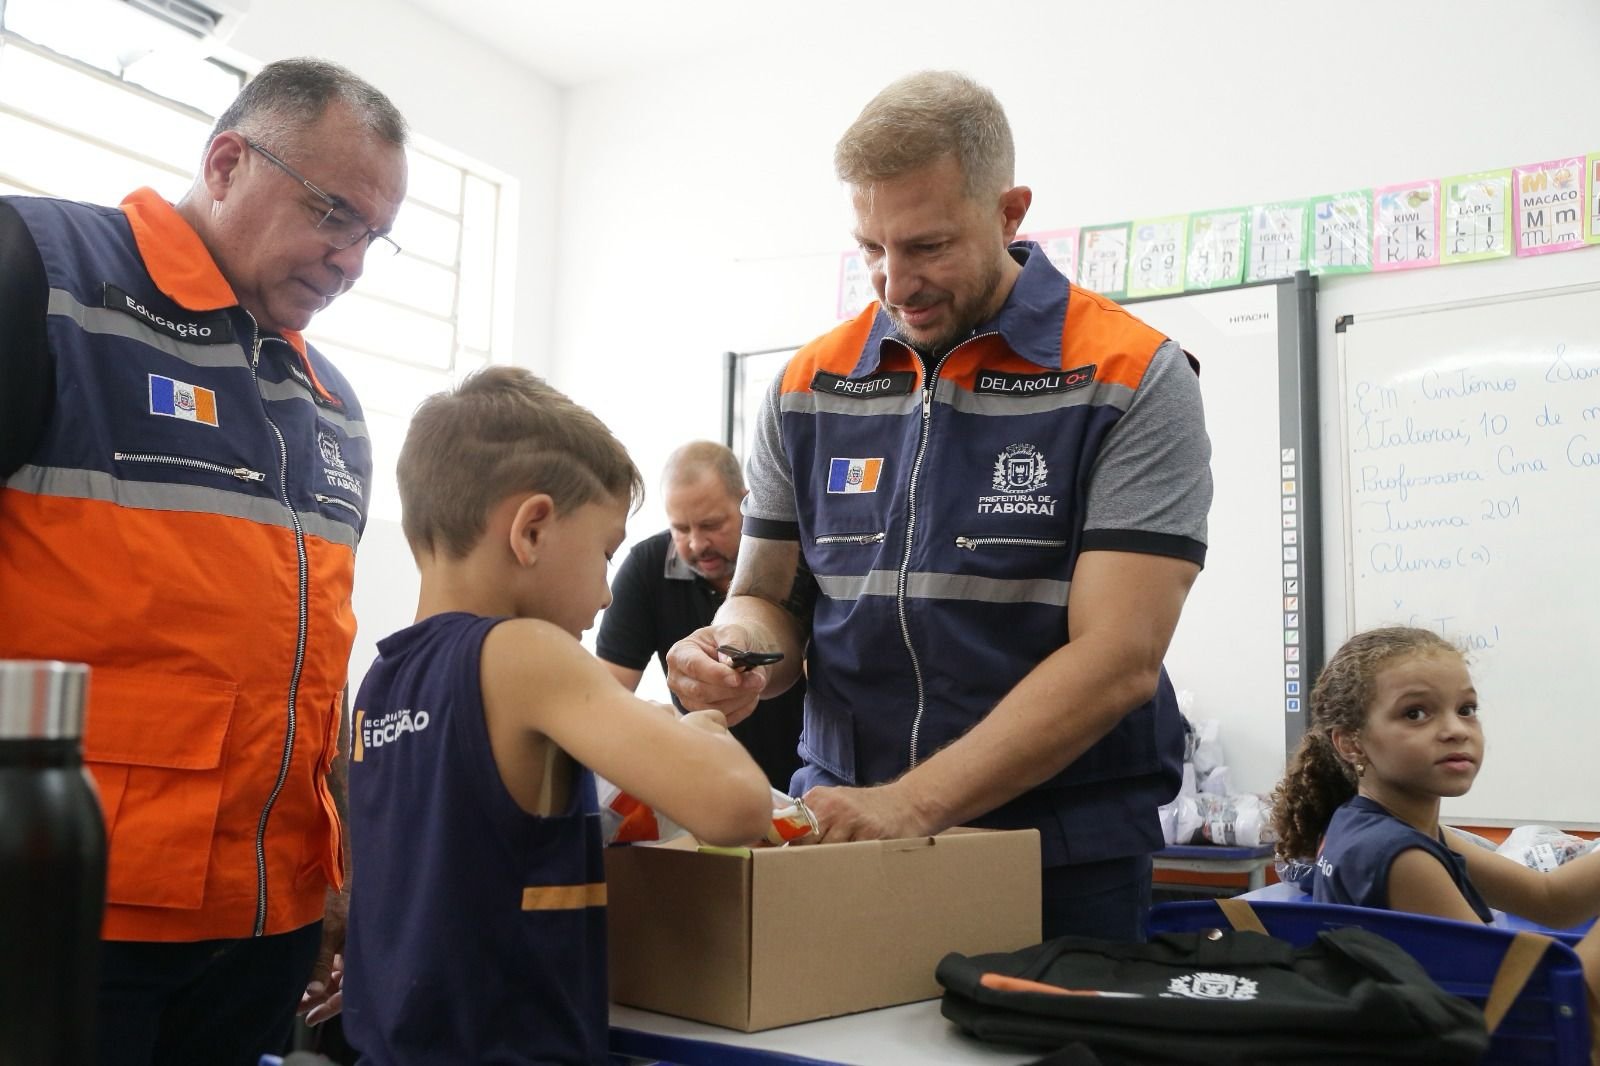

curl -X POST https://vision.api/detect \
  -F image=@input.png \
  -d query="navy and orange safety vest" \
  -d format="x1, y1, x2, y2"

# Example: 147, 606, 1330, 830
750, 245, 1207, 867
0, 189, 370, 941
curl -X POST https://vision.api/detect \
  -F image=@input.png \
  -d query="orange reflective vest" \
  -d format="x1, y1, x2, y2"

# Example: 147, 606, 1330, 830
0, 189, 368, 941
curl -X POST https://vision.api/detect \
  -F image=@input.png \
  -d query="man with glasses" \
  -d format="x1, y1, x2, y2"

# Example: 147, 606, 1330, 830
0, 58, 407, 1066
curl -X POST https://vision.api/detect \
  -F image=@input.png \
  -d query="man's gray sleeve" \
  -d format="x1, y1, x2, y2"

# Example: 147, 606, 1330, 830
1081, 339, 1212, 565
741, 367, 801, 540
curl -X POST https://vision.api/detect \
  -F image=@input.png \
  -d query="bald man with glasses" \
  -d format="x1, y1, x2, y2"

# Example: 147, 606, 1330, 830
0, 58, 407, 1066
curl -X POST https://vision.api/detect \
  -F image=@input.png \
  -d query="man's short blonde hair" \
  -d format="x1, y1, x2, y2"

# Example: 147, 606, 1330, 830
398, 366, 643, 559
833, 70, 1014, 199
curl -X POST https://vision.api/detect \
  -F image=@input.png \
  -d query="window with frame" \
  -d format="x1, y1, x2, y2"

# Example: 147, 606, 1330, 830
0, 17, 514, 522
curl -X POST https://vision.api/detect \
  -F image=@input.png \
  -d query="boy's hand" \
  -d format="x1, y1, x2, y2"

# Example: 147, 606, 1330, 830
679, 709, 731, 735
666, 624, 770, 725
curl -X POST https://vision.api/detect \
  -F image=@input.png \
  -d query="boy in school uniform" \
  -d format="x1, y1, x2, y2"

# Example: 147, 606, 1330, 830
340, 366, 773, 1065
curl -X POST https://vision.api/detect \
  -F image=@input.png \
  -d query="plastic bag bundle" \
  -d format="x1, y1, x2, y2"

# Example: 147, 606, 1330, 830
1275, 855, 1316, 889
1495, 824, 1598, 872
1196, 792, 1276, 847
1159, 793, 1205, 846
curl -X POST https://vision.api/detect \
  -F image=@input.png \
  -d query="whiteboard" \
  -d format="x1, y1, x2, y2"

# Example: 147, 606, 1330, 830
1129, 279, 1320, 795
724, 279, 1323, 797
725, 346, 796, 466
1338, 282, 1600, 825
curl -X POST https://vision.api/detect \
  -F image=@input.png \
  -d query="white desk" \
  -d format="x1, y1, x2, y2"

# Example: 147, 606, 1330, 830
610, 1000, 1037, 1066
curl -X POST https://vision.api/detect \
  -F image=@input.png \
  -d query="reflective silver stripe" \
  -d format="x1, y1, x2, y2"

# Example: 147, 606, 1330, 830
946, 379, 1136, 417
815, 568, 1070, 606
256, 377, 371, 440
779, 391, 920, 417
48, 288, 248, 370
779, 377, 1135, 417
6, 464, 358, 550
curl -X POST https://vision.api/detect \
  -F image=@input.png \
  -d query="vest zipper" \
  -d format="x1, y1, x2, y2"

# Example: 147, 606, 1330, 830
316, 493, 363, 521
901, 333, 998, 769
814, 531, 886, 546
112, 452, 266, 483
249, 322, 312, 938
955, 535, 1069, 551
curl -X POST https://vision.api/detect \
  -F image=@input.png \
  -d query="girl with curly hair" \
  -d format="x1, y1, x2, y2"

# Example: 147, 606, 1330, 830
1272, 626, 1600, 925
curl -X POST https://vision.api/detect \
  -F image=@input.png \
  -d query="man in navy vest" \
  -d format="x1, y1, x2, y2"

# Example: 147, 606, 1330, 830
667, 71, 1212, 942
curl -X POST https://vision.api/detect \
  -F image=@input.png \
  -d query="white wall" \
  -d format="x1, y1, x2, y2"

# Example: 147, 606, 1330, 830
551, 0, 1600, 700
230, 0, 566, 690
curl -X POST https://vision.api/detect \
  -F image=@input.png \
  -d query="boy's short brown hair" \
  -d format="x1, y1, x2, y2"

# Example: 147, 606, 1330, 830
397, 366, 644, 558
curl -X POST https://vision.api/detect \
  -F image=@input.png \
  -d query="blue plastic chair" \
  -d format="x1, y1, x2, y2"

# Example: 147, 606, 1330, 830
1150, 898, 1592, 1066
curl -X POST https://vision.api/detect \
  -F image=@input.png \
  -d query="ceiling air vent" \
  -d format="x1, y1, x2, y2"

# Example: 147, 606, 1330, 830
117, 0, 249, 43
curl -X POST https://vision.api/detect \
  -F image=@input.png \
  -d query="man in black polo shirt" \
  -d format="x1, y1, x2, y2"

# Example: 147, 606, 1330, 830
598, 441, 805, 791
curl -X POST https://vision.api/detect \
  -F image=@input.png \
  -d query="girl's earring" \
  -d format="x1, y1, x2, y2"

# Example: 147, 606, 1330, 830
1355, 760, 1366, 778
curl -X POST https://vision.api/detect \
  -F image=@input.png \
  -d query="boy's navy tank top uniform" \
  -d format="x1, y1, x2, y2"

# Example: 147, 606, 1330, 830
1312, 795, 1493, 922
344, 612, 609, 1065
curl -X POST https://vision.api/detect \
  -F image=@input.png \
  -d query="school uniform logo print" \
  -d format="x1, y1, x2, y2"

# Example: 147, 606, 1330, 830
1165, 972, 1259, 1001
353, 706, 431, 761
977, 443, 1057, 515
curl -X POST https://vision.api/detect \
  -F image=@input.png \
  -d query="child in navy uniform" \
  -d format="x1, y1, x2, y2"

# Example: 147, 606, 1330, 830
1273, 626, 1600, 926
341, 367, 772, 1065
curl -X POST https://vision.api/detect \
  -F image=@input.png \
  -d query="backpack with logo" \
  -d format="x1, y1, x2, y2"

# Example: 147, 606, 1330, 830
937, 917, 1489, 1065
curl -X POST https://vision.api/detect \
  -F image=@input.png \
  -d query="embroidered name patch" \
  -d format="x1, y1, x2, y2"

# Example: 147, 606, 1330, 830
104, 284, 234, 344
973, 364, 1097, 396
827, 457, 883, 494
148, 373, 218, 426
811, 370, 917, 398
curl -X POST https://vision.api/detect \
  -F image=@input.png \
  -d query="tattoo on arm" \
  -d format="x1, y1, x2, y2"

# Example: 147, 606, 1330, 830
730, 543, 818, 631
779, 554, 818, 627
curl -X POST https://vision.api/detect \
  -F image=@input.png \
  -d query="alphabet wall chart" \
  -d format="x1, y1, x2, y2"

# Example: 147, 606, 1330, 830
835, 152, 1596, 318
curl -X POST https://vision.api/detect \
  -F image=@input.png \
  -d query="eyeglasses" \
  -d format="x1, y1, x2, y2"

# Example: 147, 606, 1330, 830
246, 140, 401, 258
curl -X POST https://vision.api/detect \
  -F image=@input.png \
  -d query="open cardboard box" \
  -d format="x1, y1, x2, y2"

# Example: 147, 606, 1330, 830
605, 827, 1041, 1031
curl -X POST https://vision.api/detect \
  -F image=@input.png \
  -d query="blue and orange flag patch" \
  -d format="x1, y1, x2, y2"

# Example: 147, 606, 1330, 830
827, 457, 883, 494
148, 374, 218, 426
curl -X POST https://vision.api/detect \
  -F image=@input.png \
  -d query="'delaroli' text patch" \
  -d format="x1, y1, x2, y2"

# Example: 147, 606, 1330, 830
973, 364, 1097, 396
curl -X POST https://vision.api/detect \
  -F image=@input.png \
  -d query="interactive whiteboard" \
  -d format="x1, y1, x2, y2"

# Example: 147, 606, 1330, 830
1129, 277, 1322, 795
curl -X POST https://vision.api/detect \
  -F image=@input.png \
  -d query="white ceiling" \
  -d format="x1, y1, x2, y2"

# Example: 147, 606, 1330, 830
399, 0, 809, 88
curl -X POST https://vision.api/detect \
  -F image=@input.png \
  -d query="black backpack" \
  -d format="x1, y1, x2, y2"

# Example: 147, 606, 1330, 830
937, 923, 1489, 1065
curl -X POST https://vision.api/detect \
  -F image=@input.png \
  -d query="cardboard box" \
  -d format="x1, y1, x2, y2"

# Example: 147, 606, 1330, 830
605, 828, 1041, 1031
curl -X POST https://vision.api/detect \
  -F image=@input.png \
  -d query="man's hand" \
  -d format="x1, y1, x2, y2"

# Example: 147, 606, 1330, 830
665, 624, 769, 725
801, 782, 933, 843
298, 886, 347, 1025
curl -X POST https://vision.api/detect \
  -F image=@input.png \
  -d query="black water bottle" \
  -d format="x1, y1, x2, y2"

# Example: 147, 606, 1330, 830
0, 661, 105, 1066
